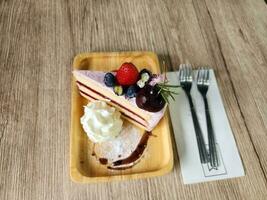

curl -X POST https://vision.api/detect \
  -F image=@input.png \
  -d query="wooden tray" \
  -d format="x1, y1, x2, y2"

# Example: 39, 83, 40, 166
70, 51, 173, 183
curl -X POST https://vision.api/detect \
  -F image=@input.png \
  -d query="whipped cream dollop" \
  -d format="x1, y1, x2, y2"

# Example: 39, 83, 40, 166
80, 101, 123, 143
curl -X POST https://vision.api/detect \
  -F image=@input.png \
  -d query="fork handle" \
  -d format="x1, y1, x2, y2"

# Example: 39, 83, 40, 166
204, 96, 219, 168
186, 92, 208, 164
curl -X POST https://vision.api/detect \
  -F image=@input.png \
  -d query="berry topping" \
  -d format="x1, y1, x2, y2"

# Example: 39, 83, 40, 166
137, 79, 146, 88
136, 85, 166, 112
136, 62, 179, 112
116, 63, 139, 86
136, 68, 152, 88
126, 85, 138, 98
114, 85, 124, 96
104, 72, 116, 87
140, 69, 152, 77
140, 72, 150, 82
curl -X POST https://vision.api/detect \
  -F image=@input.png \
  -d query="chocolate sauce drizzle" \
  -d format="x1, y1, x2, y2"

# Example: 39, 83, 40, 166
91, 131, 152, 170
99, 158, 108, 165
111, 131, 151, 167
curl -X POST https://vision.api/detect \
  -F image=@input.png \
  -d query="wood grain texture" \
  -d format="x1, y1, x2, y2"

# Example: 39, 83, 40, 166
0, 0, 267, 199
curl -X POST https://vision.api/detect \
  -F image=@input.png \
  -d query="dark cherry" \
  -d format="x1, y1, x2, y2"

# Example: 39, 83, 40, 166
136, 85, 166, 112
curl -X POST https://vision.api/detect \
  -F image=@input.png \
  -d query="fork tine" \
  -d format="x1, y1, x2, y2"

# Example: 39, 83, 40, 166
184, 64, 187, 82
203, 68, 207, 84
184, 64, 187, 81
179, 64, 184, 81
202, 67, 205, 84
180, 64, 186, 82
185, 64, 189, 81
206, 68, 210, 84
198, 67, 203, 84
188, 64, 192, 81
179, 64, 183, 82
202, 68, 208, 84
197, 68, 201, 84
186, 64, 191, 80
183, 64, 187, 80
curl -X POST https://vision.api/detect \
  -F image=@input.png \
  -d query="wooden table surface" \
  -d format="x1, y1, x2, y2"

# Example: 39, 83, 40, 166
1, 0, 267, 199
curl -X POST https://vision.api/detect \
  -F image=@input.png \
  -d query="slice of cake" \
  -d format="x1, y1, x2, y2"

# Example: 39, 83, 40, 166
73, 70, 165, 131
73, 62, 178, 131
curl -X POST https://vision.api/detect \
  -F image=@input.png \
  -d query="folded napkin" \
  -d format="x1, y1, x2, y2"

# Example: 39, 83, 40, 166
167, 70, 244, 184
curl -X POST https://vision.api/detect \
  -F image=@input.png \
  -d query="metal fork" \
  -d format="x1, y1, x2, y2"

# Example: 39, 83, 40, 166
197, 68, 219, 169
179, 64, 208, 164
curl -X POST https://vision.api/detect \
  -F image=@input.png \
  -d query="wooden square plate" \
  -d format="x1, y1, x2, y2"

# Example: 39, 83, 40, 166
70, 51, 173, 183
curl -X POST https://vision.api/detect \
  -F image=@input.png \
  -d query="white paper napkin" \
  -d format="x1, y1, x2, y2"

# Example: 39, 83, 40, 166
167, 70, 244, 184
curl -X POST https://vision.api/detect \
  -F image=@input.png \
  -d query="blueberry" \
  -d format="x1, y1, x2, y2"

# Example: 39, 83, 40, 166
139, 68, 152, 84
114, 85, 124, 96
126, 85, 138, 98
104, 73, 116, 87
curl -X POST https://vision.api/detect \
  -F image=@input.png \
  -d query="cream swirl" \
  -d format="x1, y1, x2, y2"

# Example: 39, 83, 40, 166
80, 101, 123, 143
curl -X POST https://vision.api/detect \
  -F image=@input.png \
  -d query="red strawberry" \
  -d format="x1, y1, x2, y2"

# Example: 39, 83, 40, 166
116, 63, 139, 86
